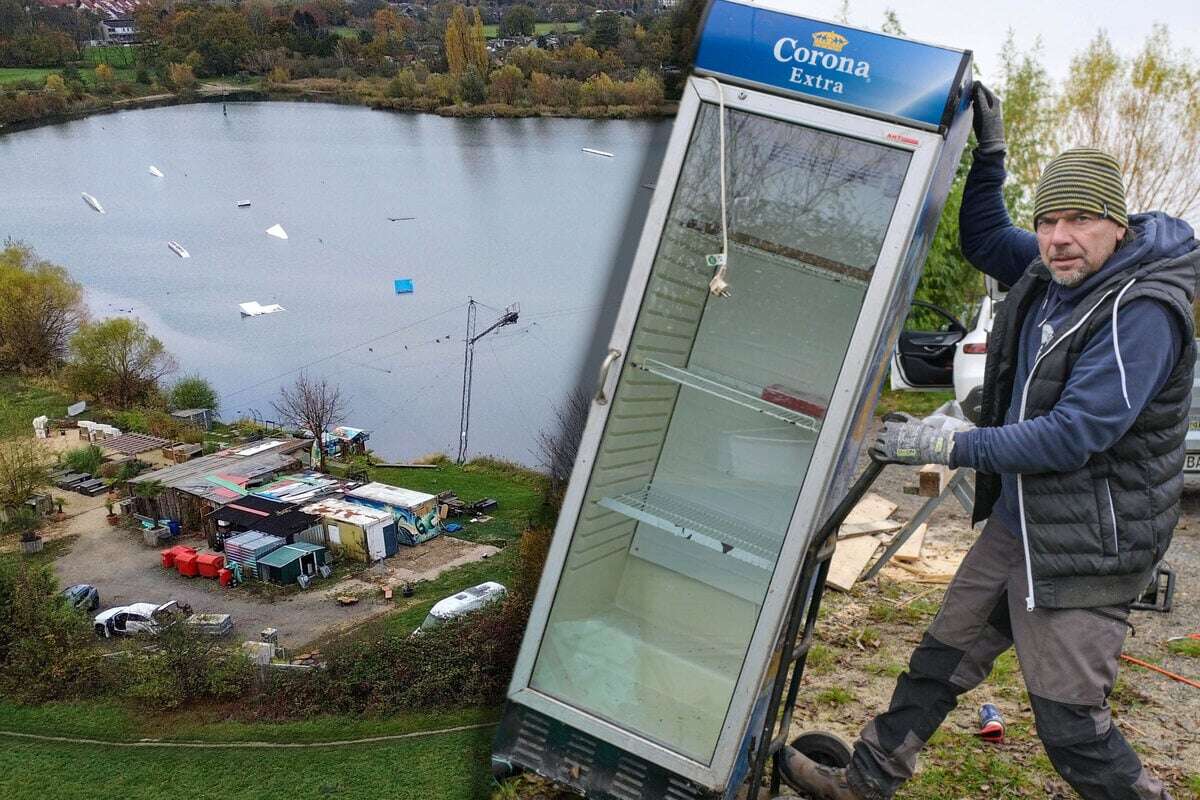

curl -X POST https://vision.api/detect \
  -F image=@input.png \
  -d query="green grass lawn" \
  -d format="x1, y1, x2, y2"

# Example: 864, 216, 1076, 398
0, 67, 58, 85
370, 459, 550, 544
83, 45, 141, 68
0, 376, 70, 438
0, 702, 498, 800
331, 25, 361, 39
483, 21, 582, 38
0, 65, 138, 87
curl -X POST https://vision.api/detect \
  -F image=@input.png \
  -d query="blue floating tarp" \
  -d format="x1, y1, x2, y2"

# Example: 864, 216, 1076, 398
394, 279, 414, 295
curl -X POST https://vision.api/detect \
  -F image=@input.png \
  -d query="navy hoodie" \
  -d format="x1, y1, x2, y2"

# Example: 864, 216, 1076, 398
950, 150, 1197, 536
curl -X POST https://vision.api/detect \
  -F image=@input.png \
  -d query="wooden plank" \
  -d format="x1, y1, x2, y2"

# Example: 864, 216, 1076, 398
891, 523, 927, 563
842, 492, 897, 525
839, 519, 902, 539
826, 535, 880, 591
918, 465, 954, 497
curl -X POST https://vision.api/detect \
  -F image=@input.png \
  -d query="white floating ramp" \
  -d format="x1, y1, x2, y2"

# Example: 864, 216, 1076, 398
237, 200, 251, 208
266, 224, 288, 240
81, 192, 105, 214
582, 148, 614, 158
167, 241, 190, 258
239, 301, 285, 317
149, 165, 164, 177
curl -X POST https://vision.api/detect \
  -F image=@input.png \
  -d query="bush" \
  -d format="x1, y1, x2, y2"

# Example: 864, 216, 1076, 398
60, 444, 104, 475
125, 623, 256, 710
0, 559, 100, 702
169, 375, 218, 413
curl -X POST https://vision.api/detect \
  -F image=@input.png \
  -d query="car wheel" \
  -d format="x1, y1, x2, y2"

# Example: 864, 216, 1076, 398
94, 623, 108, 638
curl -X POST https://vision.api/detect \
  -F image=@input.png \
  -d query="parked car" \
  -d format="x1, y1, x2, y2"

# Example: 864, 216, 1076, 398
61, 584, 99, 612
414, 581, 507, 635
891, 278, 1005, 423
94, 600, 180, 638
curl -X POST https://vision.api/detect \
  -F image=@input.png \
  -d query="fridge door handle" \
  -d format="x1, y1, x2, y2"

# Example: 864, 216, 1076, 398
594, 348, 622, 405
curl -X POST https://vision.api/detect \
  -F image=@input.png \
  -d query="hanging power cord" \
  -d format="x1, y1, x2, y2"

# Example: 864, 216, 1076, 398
705, 76, 731, 298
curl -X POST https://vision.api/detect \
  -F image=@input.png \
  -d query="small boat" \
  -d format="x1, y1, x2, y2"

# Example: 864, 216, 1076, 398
239, 301, 285, 317
148, 165, 164, 178
582, 147, 614, 158
265, 223, 288, 240
237, 200, 251, 208
167, 241, 190, 258
81, 192, 105, 214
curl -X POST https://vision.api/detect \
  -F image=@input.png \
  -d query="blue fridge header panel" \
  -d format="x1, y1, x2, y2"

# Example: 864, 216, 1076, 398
694, 0, 970, 130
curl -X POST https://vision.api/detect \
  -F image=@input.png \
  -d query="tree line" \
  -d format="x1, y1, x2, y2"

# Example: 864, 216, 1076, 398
0, 242, 217, 418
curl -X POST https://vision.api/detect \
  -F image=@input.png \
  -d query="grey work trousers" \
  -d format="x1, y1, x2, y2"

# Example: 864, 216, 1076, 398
846, 519, 1171, 800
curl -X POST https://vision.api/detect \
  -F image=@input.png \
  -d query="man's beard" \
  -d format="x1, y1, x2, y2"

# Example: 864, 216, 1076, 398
1050, 265, 1092, 287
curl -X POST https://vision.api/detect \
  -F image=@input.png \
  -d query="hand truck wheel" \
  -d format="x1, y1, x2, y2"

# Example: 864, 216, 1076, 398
785, 731, 853, 768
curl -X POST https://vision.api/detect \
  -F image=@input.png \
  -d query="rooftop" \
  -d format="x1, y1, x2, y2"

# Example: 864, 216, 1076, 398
300, 497, 392, 527
347, 482, 436, 509
100, 432, 170, 457
127, 440, 307, 504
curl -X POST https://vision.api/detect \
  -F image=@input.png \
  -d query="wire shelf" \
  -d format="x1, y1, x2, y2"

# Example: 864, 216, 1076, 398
634, 359, 822, 433
598, 485, 779, 571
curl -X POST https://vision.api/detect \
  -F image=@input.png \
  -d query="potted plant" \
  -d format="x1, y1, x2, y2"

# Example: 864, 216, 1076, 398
105, 500, 120, 526
20, 528, 43, 555
52, 496, 66, 522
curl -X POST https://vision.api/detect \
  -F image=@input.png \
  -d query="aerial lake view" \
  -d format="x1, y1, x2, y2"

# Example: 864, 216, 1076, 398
1, 101, 671, 463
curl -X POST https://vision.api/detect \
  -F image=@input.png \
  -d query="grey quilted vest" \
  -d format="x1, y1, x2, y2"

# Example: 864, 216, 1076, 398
975, 248, 1199, 609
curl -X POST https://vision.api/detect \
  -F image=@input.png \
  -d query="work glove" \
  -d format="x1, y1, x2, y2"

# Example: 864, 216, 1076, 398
871, 412, 973, 466
971, 82, 1006, 155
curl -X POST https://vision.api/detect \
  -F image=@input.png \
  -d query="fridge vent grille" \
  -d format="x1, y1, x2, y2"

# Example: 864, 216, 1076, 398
564, 731, 596, 782
512, 710, 550, 765
665, 775, 703, 800
609, 756, 648, 800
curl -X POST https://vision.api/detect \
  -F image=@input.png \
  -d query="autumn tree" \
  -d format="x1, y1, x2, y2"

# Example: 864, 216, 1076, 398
0, 438, 50, 517
273, 372, 345, 471
94, 62, 115, 84
167, 62, 197, 90
500, 4, 536, 37
1058, 26, 1200, 218
0, 244, 86, 374
487, 64, 525, 105
443, 4, 487, 77
68, 318, 177, 409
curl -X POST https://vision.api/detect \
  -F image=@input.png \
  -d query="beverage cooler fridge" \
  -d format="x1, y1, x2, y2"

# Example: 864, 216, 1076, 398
493, 1, 974, 797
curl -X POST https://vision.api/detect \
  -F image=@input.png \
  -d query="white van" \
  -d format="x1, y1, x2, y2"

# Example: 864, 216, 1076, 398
416, 581, 507, 633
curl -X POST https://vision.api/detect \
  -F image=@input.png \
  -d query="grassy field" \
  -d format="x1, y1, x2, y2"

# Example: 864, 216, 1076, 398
483, 21, 582, 38
0, 703, 498, 800
0, 67, 59, 85
0, 65, 138, 87
0, 376, 70, 438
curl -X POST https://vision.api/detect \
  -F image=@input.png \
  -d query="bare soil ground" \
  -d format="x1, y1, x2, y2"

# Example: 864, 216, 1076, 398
784, 453, 1200, 799
45, 500, 498, 650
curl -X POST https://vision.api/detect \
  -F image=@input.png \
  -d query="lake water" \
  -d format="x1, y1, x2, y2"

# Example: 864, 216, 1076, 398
1, 101, 671, 465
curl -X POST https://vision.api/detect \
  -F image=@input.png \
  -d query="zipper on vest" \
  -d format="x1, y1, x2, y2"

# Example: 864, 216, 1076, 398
1016, 288, 1118, 611
1105, 479, 1118, 554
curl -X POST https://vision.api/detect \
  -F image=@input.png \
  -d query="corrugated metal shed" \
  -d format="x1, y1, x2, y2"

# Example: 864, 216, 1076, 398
347, 482, 437, 510
301, 498, 392, 526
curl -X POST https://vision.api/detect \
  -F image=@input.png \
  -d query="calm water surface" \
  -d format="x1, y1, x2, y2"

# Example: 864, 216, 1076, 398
1, 102, 670, 464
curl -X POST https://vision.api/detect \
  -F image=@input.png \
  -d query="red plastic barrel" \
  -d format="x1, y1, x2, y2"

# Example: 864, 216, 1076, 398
176, 551, 199, 577
161, 548, 175, 568
218, 568, 233, 587
196, 552, 225, 579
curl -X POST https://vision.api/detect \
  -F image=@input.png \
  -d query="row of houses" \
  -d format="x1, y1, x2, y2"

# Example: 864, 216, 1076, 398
127, 438, 443, 564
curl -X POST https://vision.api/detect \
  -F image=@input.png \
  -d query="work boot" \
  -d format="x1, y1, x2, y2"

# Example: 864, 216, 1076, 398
777, 747, 861, 800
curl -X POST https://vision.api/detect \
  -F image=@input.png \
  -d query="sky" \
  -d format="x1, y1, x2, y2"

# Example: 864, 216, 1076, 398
794, 0, 1200, 83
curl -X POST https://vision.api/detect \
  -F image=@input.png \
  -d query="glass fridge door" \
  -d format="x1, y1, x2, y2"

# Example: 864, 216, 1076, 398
529, 102, 912, 765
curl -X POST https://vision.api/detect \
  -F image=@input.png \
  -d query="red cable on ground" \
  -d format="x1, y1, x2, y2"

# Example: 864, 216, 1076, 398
1120, 654, 1200, 689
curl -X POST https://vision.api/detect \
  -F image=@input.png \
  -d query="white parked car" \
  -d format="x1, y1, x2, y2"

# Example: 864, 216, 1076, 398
891, 278, 1004, 423
415, 581, 507, 634
94, 601, 180, 638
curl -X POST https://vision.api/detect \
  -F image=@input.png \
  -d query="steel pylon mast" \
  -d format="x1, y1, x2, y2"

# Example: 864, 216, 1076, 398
457, 298, 520, 464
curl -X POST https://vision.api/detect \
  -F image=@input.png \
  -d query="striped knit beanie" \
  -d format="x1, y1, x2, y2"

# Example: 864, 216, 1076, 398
1034, 147, 1129, 228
